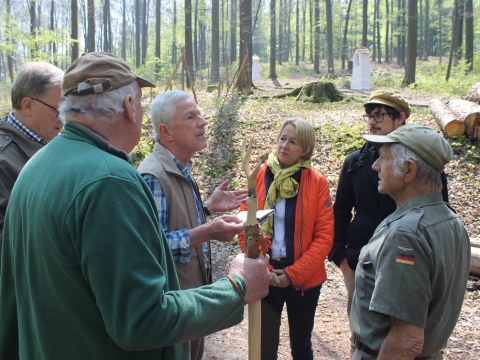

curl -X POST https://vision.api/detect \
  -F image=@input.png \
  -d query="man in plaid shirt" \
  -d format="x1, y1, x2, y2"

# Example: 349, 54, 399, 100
138, 90, 247, 360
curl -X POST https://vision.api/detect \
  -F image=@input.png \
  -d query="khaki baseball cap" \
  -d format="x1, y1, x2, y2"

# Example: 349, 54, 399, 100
62, 52, 155, 97
364, 124, 453, 172
364, 90, 411, 119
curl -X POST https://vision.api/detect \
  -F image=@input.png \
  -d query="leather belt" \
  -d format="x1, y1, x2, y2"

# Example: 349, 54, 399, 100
270, 258, 287, 269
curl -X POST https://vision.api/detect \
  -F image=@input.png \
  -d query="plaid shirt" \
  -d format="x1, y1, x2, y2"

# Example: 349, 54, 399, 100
143, 158, 209, 266
6, 112, 46, 145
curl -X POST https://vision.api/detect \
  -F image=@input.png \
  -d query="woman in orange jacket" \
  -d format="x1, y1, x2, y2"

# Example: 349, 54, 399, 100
238, 118, 334, 360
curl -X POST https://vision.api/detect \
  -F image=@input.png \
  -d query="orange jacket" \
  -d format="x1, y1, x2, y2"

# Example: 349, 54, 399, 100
238, 163, 334, 291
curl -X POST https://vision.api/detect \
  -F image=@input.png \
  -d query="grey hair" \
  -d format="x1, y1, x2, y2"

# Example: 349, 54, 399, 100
151, 90, 192, 141
59, 82, 139, 124
390, 143, 442, 191
11, 62, 64, 110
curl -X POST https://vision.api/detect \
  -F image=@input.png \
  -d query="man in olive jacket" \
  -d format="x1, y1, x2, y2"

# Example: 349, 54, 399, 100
0, 62, 63, 255
0, 52, 270, 360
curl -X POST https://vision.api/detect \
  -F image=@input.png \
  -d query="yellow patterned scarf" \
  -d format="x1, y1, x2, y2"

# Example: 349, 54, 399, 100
262, 151, 311, 236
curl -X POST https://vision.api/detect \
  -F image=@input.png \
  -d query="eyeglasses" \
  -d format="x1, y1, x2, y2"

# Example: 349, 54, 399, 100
363, 112, 392, 123
30, 97, 59, 118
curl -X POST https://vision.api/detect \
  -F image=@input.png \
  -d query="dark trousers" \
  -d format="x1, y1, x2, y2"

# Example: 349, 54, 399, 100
190, 337, 204, 360
261, 284, 322, 360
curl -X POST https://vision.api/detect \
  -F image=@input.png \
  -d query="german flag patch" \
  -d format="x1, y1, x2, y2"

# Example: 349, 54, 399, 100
396, 249, 415, 266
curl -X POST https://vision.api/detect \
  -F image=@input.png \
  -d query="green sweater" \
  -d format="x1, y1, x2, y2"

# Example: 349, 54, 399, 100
0, 122, 245, 359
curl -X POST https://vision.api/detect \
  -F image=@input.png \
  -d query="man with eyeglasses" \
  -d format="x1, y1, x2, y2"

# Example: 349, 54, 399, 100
0, 62, 64, 259
328, 90, 449, 352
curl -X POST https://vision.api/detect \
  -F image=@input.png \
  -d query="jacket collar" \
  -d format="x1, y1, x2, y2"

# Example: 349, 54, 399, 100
62, 122, 132, 163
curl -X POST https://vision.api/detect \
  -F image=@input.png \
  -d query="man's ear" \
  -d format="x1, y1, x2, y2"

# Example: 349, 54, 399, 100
124, 94, 136, 124
403, 159, 418, 183
20, 97, 34, 116
158, 123, 172, 141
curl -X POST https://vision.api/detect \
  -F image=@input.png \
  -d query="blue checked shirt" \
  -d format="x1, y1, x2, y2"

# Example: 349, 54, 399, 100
6, 112, 47, 145
143, 157, 210, 266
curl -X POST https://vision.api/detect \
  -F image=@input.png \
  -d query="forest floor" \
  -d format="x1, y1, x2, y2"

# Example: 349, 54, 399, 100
144, 61, 480, 359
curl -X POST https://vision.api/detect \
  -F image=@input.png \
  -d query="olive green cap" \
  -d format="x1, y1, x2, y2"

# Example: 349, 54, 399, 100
364, 124, 453, 172
364, 90, 411, 119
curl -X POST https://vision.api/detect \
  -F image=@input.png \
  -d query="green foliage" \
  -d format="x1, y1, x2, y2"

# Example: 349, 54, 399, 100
130, 137, 155, 167
321, 123, 365, 159
448, 136, 479, 177
205, 155, 239, 178
412, 60, 478, 95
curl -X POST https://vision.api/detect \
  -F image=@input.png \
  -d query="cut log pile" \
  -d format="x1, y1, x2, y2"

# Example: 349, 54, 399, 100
429, 82, 480, 142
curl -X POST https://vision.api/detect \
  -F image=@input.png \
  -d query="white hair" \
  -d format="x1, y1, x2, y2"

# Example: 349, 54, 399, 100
151, 90, 192, 141
390, 143, 442, 191
59, 82, 139, 124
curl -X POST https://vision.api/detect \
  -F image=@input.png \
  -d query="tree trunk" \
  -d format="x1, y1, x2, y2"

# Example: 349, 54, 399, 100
155, 0, 161, 79
446, 0, 459, 81
172, 0, 177, 65
453, 0, 464, 64
438, 0, 442, 63
342, 0, 353, 70
325, 0, 334, 76
238, 0, 253, 93
142, 0, 148, 65
30, 0, 37, 58
375, 0, 381, 63
429, 99, 466, 138
71, 0, 79, 62
362, 0, 368, 47
231, 0, 237, 63
295, 0, 299, 65
402, 0, 417, 85
423, 0, 429, 60
464, 0, 473, 72
50, 0, 56, 65
278, 0, 284, 65
210, 0, 220, 83
385, 0, 390, 62
269, 0, 277, 79
313, 0, 320, 73
135, 0, 141, 66
87, 0, 95, 53
185, 0, 195, 86
446, 99, 480, 139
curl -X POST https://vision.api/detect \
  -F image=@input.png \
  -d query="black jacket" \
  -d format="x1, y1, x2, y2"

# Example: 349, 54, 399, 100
328, 141, 449, 270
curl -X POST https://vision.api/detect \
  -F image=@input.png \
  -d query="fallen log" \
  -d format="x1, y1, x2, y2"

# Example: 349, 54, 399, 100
446, 98, 480, 139
429, 98, 465, 138
471, 247, 480, 277
471, 238, 480, 249
466, 82, 480, 104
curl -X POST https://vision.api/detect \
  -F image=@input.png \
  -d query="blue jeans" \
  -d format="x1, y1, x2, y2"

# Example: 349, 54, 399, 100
261, 284, 322, 360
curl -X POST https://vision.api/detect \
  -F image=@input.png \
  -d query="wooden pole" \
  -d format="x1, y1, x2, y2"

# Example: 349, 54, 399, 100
164, 55, 184, 92
241, 140, 266, 360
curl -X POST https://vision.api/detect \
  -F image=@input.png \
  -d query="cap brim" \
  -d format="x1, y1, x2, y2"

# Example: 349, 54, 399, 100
137, 76, 156, 88
364, 134, 398, 143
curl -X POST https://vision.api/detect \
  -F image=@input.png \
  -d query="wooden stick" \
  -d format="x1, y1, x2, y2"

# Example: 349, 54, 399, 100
241, 139, 265, 360
164, 55, 184, 92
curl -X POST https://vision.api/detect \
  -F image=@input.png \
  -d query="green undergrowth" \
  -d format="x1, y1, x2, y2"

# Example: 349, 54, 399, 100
449, 136, 479, 179
320, 123, 365, 159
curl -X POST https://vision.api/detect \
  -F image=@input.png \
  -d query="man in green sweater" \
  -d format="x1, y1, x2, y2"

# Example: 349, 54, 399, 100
0, 52, 269, 360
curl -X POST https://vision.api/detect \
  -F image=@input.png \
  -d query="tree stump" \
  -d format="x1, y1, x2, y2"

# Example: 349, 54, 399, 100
429, 99, 465, 138
273, 82, 344, 103
447, 98, 480, 140
466, 82, 480, 104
